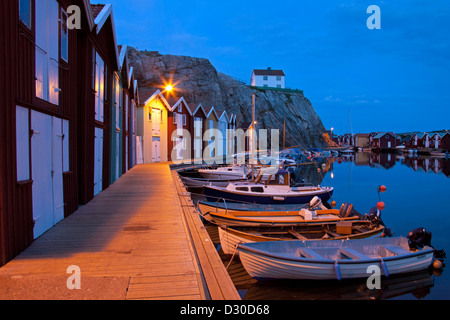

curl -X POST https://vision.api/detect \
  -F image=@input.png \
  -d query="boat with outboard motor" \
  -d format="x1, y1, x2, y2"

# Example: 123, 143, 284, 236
198, 196, 360, 227
237, 236, 435, 280
203, 169, 333, 205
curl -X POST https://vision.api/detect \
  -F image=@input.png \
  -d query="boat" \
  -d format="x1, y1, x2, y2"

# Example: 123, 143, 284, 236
203, 169, 333, 205
219, 221, 385, 255
180, 175, 246, 188
197, 165, 249, 180
199, 197, 361, 227
237, 237, 435, 280
197, 200, 307, 212
203, 207, 361, 227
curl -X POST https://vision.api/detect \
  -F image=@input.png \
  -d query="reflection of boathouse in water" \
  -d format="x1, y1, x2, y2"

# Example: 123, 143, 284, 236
321, 153, 450, 178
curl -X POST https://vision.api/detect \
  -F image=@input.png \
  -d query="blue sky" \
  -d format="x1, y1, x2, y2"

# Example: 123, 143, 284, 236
106, 0, 450, 134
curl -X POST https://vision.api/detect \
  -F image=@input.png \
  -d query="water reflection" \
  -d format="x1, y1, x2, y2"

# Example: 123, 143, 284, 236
243, 270, 434, 300
300, 153, 450, 186
325, 152, 450, 177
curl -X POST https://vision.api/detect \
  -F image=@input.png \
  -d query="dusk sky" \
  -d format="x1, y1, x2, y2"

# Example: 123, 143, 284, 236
106, 0, 449, 135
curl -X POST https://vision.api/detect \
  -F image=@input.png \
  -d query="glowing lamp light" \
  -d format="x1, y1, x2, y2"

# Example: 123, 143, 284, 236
165, 85, 173, 92
377, 201, 385, 211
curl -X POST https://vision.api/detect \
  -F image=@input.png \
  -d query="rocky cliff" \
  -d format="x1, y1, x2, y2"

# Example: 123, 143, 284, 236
127, 47, 329, 149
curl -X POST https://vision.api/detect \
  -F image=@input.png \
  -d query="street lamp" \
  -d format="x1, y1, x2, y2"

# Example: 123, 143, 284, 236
165, 84, 173, 92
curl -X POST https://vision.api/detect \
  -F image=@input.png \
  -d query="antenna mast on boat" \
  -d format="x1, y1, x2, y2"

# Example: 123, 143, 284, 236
283, 113, 286, 150
251, 92, 255, 181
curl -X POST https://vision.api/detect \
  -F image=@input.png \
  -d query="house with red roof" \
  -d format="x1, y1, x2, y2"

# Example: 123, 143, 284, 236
251, 68, 285, 89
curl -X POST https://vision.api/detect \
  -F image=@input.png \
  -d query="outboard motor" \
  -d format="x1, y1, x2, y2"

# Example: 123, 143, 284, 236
407, 228, 433, 250
367, 207, 382, 226
367, 207, 392, 237
407, 228, 446, 259
308, 196, 326, 210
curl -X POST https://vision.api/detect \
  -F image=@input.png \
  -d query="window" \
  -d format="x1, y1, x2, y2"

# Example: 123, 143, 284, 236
276, 76, 281, 81
93, 50, 105, 122
182, 114, 186, 126
236, 187, 249, 192
178, 104, 182, 112
114, 73, 120, 129
61, 9, 69, 62
173, 112, 177, 124
251, 187, 264, 193
35, 0, 59, 105
263, 76, 268, 81
19, 0, 32, 28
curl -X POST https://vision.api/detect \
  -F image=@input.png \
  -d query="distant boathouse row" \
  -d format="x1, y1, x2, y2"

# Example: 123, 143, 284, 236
332, 131, 450, 151
0, 0, 241, 266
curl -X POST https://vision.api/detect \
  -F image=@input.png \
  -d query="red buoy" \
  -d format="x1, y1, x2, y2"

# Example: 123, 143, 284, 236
331, 200, 337, 208
379, 185, 387, 193
377, 202, 385, 211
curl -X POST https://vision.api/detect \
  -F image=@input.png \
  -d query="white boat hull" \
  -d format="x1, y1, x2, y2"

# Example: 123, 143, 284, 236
237, 238, 434, 280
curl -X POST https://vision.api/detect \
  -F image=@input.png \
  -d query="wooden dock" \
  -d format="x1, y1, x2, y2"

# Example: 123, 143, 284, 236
0, 163, 240, 300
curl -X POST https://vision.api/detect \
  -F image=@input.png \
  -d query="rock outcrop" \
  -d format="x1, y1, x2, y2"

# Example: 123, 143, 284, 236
127, 47, 329, 148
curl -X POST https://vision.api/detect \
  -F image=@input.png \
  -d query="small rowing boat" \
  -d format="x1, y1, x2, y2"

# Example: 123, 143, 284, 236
219, 221, 385, 255
237, 237, 434, 280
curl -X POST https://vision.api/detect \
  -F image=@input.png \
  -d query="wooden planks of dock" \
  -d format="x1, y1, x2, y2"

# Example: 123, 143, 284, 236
0, 163, 240, 300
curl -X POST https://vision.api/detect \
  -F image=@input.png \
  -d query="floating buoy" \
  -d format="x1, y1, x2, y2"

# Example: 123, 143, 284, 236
331, 200, 337, 208
433, 259, 443, 270
379, 185, 387, 193
377, 201, 385, 211
317, 168, 321, 172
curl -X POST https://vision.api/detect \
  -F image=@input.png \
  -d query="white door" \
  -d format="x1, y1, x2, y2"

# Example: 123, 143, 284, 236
94, 127, 103, 196
387, 141, 391, 148
52, 117, 64, 225
31, 111, 65, 238
152, 137, 160, 162
115, 132, 120, 180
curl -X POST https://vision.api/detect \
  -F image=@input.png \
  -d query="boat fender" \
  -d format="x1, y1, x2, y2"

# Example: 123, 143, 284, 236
380, 258, 389, 278
334, 262, 342, 281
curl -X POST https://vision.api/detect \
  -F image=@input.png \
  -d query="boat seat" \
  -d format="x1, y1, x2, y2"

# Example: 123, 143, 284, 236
382, 244, 410, 256
339, 248, 370, 260
297, 248, 326, 260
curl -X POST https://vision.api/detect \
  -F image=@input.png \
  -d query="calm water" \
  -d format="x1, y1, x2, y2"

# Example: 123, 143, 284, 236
192, 153, 450, 300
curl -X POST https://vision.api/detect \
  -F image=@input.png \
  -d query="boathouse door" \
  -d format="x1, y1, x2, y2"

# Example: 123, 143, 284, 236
94, 127, 103, 196
30, 111, 65, 239
152, 137, 161, 162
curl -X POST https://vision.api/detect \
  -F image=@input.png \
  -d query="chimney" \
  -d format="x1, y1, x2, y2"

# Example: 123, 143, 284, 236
267, 67, 272, 73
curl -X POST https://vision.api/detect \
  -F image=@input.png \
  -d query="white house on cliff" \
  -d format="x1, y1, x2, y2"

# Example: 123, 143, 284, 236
251, 68, 285, 88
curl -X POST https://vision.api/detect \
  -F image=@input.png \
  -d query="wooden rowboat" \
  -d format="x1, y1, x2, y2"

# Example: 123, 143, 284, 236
237, 237, 434, 280
219, 222, 385, 255
198, 199, 364, 227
